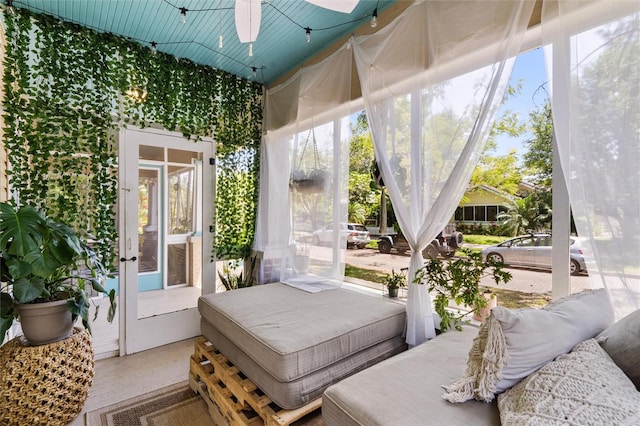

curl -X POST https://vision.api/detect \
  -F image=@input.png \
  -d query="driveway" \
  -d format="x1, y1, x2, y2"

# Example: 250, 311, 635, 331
345, 246, 591, 295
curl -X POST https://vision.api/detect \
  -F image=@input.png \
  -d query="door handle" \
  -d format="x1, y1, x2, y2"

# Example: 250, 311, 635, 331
120, 256, 137, 262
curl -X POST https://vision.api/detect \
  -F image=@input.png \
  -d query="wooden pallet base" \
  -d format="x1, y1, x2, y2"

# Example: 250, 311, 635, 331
189, 337, 322, 426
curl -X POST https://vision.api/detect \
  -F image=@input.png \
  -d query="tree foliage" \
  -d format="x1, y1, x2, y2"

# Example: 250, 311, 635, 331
348, 112, 379, 224
522, 101, 553, 187
471, 149, 522, 195
470, 84, 526, 195
497, 192, 551, 236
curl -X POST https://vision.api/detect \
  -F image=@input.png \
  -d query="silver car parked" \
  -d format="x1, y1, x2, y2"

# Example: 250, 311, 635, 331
481, 233, 587, 276
312, 223, 371, 249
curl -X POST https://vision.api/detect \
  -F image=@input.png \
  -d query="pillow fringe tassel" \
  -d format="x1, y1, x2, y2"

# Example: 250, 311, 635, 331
442, 314, 508, 403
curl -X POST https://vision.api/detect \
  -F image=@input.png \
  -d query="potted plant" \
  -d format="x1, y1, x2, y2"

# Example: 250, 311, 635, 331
383, 269, 406, 298
413, 248, 511, 332
289, 127, 327, 194
0, 202, 116, 345
217, 256, 257, 291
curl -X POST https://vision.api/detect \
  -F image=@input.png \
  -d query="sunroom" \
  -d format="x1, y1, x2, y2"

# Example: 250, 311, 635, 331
0, 0, 638, 425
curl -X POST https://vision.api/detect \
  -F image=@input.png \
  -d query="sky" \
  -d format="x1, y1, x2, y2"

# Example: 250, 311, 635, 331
494, 47, 550, 158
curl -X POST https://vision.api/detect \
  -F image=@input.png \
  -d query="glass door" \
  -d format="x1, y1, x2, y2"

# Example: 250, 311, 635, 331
119, 128, 214, 354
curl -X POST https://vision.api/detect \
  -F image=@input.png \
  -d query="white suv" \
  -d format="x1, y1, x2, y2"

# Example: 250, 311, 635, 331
312, 223, 371, 249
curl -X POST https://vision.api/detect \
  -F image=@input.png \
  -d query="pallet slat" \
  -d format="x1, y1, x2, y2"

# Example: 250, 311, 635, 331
189, 338, 321, 426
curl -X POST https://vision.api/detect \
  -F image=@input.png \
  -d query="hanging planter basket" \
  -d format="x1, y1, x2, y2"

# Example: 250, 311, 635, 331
290, 128, 328, 194
290, 168, 327, 193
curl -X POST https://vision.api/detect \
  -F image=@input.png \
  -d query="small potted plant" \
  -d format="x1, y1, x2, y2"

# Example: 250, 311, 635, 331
413, 248, 511, 332
383, 269, 406, 298
0, 202, 117, 345
217, 256, 257, 291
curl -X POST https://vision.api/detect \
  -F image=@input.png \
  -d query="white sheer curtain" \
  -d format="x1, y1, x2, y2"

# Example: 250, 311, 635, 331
542, 0, 640, 319
255, 45, 352, 292
352, 0, 535, 345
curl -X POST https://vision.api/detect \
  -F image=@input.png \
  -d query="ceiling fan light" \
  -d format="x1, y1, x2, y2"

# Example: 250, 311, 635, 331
304, 0, 360, 14
235, 0, 261, 43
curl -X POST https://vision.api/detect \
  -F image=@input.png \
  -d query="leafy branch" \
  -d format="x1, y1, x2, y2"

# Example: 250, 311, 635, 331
413, 248, 512, 332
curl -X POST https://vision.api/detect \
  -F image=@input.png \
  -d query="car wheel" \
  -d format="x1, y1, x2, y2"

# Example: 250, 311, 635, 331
312, 235, 320, 245
487, 253, 504, 264
570, 259, 580, 276
442, 250, 455, 258
378, 240, 392, 254
449, 232, 463, 249
424, 244, 438, 259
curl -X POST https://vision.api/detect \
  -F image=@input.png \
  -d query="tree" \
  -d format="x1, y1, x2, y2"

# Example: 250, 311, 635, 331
349, 112, 380, 226
470, 149, 522, 195
522, 101, 553, 187
469, 83, 526, 196
498, 192, 551, 236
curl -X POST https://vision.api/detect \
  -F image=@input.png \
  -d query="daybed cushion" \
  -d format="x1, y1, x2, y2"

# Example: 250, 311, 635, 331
198, 283, 406, 382
443, 289, 614, 403
498, 338, 640, 425
596, 308, 640, 389
201, 320, 407, 409
322, 326, 501, 426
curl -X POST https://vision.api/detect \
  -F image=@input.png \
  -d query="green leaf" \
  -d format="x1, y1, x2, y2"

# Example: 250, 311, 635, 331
13, 276, 45, 303
0, 204, 48, 257
0, 292, 14, 318
6, 259, 32, 280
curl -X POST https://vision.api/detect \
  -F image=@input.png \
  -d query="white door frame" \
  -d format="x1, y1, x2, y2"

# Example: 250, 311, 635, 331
118, 126, 215, 355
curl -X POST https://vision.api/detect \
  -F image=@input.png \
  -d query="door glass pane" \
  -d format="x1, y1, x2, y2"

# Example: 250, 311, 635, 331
168, 148, 202, 164
168, 165, 195, 235
139, 145, 164, 161
138, 169, 159, 273
136, 149, 202, 320
168, 243, 187, 286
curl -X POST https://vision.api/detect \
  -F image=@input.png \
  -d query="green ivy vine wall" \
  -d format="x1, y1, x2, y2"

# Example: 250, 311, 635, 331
2, 9, 262, 264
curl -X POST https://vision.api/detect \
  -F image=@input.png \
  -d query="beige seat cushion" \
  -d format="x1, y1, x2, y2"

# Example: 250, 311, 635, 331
323, 326, 500, 426
201, 320, 407, 409
198, 283, 406, 382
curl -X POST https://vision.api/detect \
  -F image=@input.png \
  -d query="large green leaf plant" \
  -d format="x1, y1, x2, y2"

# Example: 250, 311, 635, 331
0, 202, 116, 340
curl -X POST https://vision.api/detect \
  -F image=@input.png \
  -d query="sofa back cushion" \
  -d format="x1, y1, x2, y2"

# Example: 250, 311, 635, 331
443, 289, 614, 403
597, 308, 640, 389
498, 338, 640, 425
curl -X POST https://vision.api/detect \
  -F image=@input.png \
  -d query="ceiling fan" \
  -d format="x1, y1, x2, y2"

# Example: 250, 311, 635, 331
234, 0, 360, 45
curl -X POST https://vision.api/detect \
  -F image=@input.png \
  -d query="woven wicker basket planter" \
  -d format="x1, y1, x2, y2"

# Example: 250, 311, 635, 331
0, 328, 94, 426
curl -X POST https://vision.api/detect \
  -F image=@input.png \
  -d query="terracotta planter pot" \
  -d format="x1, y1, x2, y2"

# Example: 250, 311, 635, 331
473, 292, 497, 322
17, 300, 73, 346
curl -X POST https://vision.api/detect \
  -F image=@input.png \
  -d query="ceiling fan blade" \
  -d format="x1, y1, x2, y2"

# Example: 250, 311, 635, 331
304, 0, 360, 14
235, 0, 261, 43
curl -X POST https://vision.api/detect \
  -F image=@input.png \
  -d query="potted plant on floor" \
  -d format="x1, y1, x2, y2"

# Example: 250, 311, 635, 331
218, 256, 257, 291
413, 248, 511, 332
0, 202, 117, 345
383, 269, 406, 298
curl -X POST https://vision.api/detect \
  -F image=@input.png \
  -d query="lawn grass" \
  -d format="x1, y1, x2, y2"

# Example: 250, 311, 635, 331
463, 234, 510, 245
345, 263, 550, 309
345, 264, 388, 283
479, 286, 551, 309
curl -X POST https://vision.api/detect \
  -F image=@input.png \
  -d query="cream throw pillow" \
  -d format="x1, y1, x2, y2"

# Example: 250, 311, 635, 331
443, 289, 614, 403
498, 339, 640, 425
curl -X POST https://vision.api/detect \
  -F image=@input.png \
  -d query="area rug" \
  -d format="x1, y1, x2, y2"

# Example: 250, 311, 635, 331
85, 381, 211, 426
86, 381, 324, 426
